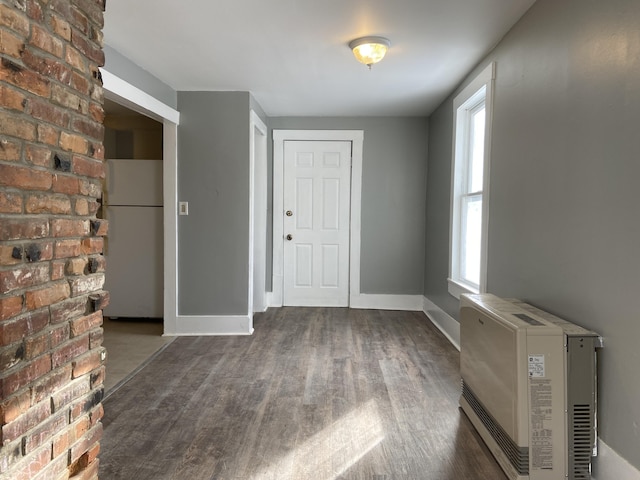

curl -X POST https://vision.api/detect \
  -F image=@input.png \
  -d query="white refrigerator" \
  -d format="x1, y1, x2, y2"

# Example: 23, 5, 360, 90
103, 159, 163, 318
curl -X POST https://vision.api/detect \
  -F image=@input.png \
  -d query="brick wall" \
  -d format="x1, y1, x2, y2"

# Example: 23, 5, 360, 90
0, 1, 108, 479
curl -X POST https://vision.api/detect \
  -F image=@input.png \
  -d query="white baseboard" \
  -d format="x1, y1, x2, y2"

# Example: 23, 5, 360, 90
253, 301, 269, 314
164, 315, 254, 336
269, 275, 283, 308
593, 439, 640, 480
265, 292, 275, 309
422, 296, 460, 350
349, 294, 423, 311
266, 293, 422, 311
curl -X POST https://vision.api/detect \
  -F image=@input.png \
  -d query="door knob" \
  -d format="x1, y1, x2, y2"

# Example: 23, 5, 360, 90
286, 234, 293, 241
286, 210, 293, 217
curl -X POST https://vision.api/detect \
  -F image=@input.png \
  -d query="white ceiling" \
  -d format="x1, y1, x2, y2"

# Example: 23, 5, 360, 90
103, 0, 536, 117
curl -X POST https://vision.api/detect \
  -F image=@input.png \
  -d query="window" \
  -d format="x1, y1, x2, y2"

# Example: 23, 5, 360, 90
449, 63, 495, 298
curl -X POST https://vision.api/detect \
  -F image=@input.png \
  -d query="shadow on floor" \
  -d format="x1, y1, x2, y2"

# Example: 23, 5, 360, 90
102, 317, 174, 395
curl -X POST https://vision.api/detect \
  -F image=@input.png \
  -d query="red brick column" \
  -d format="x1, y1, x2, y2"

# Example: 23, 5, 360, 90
0, 1, 108, 479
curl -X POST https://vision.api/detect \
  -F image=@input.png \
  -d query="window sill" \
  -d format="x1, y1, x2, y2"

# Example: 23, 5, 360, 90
447, 278, 478, 300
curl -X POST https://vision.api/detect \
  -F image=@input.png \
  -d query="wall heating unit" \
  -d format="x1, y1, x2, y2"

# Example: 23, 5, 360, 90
459, 293, 602, 480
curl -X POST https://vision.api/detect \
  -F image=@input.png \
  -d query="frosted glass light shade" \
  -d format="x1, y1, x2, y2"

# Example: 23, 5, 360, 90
349, 36, 390, 68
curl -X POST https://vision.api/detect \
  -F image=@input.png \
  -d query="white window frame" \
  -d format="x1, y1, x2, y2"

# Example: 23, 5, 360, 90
448, 62, 495, 299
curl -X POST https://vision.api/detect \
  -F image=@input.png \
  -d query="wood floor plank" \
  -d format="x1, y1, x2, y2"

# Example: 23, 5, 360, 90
99, 307, 507, 480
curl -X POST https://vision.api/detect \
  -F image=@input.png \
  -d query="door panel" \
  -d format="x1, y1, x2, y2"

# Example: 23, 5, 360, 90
283, 140, 351, 306
321, 244, 339, 287
295, 244, 313, 287
322, 178, 340, 230
296, 178, 313, 230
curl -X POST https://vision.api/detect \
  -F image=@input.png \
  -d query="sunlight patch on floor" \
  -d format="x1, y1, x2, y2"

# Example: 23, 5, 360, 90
252, 399, 385, 480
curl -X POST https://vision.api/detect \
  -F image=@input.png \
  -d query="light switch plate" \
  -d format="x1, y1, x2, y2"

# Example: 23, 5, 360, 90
179, 201, 189, 215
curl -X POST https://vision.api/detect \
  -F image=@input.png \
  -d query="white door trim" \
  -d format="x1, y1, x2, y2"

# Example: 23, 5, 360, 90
272, 130, 364, 307
101, 70, 179, 124
249, 111, 268, 316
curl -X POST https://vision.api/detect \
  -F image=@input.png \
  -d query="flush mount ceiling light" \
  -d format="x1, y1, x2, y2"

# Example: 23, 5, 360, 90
349, 36, 391, 69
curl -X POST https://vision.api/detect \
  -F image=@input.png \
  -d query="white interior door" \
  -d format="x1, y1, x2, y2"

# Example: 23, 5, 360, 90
283, 140, 351, 306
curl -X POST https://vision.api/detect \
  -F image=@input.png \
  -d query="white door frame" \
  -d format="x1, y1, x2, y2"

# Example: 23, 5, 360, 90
271, 130, 364, 307
249, 111, 268, 314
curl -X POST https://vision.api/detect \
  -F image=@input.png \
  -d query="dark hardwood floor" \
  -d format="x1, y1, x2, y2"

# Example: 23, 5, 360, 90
99, 307, 506, 480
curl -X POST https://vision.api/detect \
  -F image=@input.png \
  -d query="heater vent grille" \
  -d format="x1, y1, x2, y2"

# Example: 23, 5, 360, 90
462, 381, 529, 476
571, 404, 594, 479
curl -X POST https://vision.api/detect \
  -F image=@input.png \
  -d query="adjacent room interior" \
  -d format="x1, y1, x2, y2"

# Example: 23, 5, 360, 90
100, 99, 172, 393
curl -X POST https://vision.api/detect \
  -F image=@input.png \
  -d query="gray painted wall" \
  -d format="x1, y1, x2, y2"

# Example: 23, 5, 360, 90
424, 0, 640, 469
269, 117, 428, 295
423, 102, 458, 317
103, 45, 177, 109
177, 92, 251, 315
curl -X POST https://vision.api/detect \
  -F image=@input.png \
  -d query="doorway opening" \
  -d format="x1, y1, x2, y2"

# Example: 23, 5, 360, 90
101, 99, 172, 394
